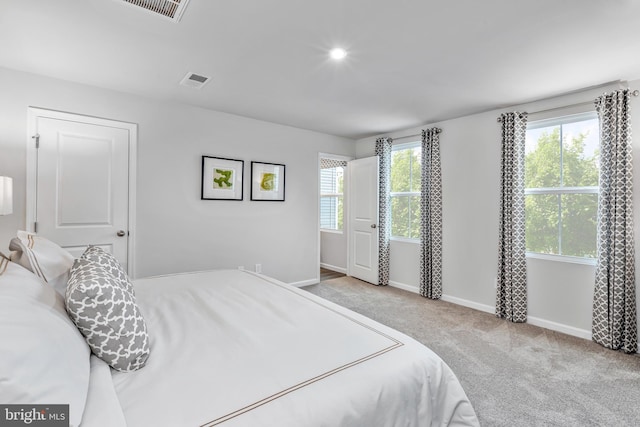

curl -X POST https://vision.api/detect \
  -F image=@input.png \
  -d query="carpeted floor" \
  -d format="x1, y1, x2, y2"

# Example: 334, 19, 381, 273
302, 276, 640, 427
319, 267, 346, 282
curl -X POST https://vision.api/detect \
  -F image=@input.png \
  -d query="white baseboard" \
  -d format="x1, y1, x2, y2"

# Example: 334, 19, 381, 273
440, 294, 495, 315
289, 278, 319, 288
389, 280, 420, 294
527, 316, 592, 340
320, 263, 347, 274
389, 281, 494, 315
388, 280, 594, 341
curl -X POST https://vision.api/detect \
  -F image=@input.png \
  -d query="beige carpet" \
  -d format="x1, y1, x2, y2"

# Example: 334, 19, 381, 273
302, 276, 640, 426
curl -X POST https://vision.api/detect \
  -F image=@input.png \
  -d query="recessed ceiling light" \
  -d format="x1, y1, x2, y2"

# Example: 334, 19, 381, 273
329, 48, 347, 60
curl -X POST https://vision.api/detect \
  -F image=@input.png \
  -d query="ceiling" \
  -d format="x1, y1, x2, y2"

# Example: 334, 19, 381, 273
2, 0, 640, 139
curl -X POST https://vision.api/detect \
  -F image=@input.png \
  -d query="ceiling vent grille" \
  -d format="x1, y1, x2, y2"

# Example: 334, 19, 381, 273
180, 72, 211, 89
122, 0, 191, 22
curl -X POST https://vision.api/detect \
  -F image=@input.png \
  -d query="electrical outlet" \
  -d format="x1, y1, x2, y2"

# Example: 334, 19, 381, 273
255, 264, 262, 273
238, 266, 245, 271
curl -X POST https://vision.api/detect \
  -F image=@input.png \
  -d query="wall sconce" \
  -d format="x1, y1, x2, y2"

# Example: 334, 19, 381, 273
0, 176, 13, 216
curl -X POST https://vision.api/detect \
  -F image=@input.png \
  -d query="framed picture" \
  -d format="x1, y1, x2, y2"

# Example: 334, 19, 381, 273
201, 156, 244, 201
251, 161, 285, 201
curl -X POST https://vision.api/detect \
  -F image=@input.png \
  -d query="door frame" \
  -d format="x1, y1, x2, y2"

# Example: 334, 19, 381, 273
317, 152, 353, 283
26, 107, 138, 277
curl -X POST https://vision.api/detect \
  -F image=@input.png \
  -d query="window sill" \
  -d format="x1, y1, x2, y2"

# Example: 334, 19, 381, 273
390, 237, 420, 244
526, 252, 596, 266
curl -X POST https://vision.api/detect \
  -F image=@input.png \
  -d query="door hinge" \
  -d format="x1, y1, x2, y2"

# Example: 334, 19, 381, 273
32, 134, 40, 149
34, 222, 38, 233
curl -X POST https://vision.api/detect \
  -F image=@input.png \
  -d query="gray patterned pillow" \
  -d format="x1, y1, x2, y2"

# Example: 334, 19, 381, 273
65, 258, 149, 372
80, 246, 135, 296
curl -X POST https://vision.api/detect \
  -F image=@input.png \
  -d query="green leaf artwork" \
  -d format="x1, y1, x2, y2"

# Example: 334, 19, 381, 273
212, 168, 234, 189
260, 172, 275, 191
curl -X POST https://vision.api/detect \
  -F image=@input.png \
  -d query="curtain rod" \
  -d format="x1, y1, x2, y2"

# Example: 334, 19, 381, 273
389, 128, 443, 141
496, 89, 639, 122
392, 133, 421, 141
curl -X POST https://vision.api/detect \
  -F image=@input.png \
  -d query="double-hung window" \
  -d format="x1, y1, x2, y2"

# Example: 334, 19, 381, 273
390, 142, 421, 240
525, 111, 599, 261
320, 158, 346, 231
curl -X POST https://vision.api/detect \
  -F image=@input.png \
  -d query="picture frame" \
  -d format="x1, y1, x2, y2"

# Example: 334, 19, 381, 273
250, 161, 285, 201
201, 156, 244, 201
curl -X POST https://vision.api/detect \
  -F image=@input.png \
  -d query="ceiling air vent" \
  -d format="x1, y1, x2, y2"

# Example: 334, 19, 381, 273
122, 0, 191, 22
180, 72, 211, 89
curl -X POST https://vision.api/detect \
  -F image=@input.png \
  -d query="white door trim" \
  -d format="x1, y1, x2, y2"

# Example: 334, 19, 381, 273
317, 152, 352, 283
26, 107, 138, 278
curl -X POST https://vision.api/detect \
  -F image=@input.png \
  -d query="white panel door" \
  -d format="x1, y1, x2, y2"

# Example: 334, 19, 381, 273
31, 112, 131, 271
348, 156, 379, 284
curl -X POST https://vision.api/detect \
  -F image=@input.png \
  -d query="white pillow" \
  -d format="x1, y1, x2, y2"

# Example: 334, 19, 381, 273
0, 256, 91, 427
9, 230, 75, 295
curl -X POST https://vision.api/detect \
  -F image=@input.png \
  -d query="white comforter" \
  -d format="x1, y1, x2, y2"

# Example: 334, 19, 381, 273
81, 270, 478, 426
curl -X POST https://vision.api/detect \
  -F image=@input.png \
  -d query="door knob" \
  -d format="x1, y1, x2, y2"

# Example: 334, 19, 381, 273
116, 230, 126, 237
370, 224, 377, 229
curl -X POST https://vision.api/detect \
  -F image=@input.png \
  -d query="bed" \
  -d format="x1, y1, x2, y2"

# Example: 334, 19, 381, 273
1, 232, 479, 427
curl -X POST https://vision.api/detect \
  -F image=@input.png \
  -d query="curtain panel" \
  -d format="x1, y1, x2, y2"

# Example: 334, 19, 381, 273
375, 137, 392, 286
592, 89, 638, 353
420, 128, 443, 299
496, 112, 528, 323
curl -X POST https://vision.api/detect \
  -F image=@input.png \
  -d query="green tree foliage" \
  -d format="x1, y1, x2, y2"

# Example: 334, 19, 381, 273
391, 147, 421, 238
525, 127, 599, 257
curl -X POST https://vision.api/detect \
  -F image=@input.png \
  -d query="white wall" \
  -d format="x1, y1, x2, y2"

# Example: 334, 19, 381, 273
356, 82, 640, 339
0, 67, 355, 284
320, 231, 347, 272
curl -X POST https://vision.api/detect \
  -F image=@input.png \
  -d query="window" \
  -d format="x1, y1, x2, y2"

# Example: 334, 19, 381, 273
525, 112, 599, 260
390, 142, 421, 239
320, 158, 346, 231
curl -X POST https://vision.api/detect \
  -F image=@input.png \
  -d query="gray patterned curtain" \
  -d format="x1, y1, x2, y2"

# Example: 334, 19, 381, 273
375, 137, 392, 286
592, 89, 637, 353
496, 112, 528, 323
420, 128, 443, 299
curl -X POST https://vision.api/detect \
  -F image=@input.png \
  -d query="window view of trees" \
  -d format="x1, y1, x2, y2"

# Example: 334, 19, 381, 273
390, 145, 421, 239
525, 116, 599, 258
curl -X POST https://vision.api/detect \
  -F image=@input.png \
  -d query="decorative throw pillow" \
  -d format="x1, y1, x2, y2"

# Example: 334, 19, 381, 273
0, 256, 91, 427
66, 258, 150, 372
81, 245, 135, 296
9, 230, 74, 295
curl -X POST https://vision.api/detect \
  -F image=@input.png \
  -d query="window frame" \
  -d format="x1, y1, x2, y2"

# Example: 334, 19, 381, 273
390, 141, 422, 241
319, 155, 348, 233
524, 110, 599, 265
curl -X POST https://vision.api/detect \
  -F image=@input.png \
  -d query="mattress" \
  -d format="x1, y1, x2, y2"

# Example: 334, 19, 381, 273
81, 269, 479, 426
